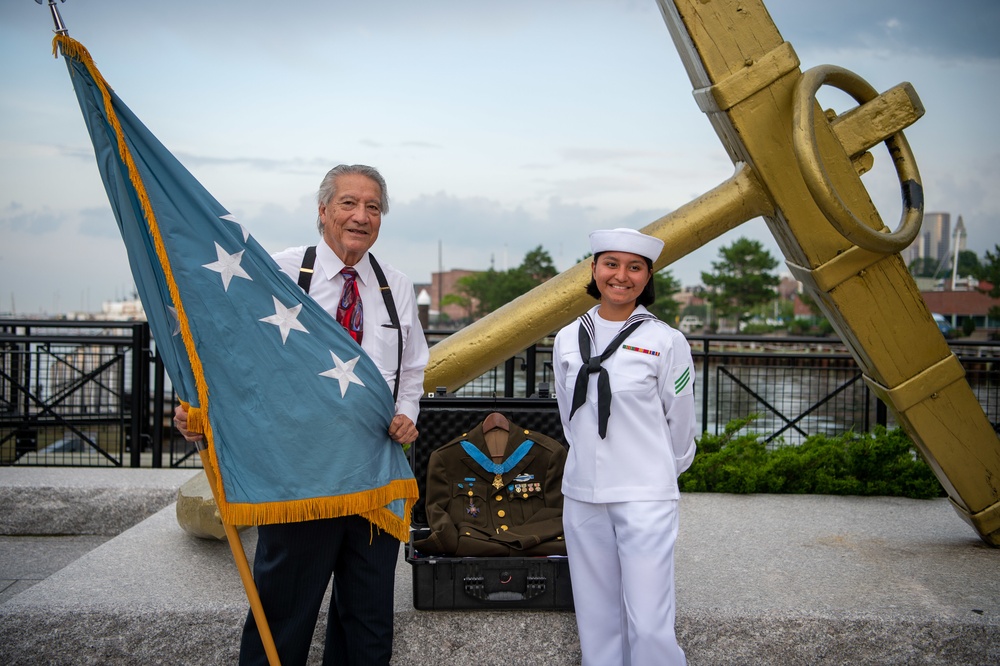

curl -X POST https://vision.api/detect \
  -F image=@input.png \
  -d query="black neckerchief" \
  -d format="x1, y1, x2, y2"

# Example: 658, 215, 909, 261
569, 310, 654, 438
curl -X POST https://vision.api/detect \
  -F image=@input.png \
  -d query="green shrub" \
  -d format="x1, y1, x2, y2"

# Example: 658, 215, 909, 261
741, 323, 777, 335
679, 416, 945, 499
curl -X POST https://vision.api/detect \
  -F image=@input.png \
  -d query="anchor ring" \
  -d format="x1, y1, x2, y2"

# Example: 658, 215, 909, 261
792, 65, 923, 254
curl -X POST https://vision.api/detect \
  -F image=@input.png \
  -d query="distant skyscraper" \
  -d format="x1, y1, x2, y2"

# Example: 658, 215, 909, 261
926, 212, 950, 264
902, 212, 950, 271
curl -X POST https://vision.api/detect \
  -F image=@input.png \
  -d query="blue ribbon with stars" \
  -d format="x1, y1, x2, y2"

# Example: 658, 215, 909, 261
460, 439, 535, 476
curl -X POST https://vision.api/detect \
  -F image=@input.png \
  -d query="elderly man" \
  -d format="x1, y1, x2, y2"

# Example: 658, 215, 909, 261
176, 164, 429, 666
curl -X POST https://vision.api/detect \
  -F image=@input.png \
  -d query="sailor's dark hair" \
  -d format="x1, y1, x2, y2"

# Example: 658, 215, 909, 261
586, 252, 656, 307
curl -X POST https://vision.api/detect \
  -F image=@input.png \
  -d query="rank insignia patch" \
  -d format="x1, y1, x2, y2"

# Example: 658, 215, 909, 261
672, 364, 693, 396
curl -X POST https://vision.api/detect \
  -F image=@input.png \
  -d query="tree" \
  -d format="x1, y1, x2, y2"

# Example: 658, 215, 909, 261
445, 246, 558, 319
956, 250, 982, 279
647, 269, 681, 324
683, 302, 708, 320
979, 244, 1000, 321
917, 249, 986, 283
908, 256, 943, 278
455, 269, 525, 317
977, 244, 1000, 296
520, 245, 558, 282
797, 289, 823, 317
701, 237, 779, 332
440, 291, 473, 323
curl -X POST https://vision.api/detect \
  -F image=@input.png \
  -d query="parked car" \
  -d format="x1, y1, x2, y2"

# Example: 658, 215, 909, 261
679, 315, 705, 334
932, 313, 956, 339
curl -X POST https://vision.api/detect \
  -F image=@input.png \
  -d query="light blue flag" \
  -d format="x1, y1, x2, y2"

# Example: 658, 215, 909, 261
56, 35, 417, 539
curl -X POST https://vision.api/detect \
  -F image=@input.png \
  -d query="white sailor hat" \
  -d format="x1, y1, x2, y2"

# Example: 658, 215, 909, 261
589, 228, 664, 263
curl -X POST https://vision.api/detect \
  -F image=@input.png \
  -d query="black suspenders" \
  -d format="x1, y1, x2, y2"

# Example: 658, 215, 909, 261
296, 245, 318, 292
298, 247, 403, 403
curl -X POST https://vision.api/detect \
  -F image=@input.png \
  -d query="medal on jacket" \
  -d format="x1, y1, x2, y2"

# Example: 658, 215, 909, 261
465, 479, 480, 516
460, 439, 535, 491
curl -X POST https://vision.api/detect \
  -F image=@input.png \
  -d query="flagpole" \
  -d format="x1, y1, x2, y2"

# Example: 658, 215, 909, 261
37, 0, 69, 36
40, 2, 281, 661
197, 446, 282, 666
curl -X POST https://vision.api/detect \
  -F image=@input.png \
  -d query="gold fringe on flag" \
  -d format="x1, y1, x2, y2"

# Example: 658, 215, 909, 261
178, 401, 205, 435
222, 478, 418, 543
53, 34, 212, 451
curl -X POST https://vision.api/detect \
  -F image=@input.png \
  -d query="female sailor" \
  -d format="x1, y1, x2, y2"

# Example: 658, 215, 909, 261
553, 227, 697, 665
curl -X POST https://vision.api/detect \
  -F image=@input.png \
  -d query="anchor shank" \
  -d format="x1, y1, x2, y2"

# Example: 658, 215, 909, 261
424, 165, 770, 392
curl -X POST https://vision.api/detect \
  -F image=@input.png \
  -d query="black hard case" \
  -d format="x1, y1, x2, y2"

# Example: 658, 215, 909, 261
406, 396, 574, 611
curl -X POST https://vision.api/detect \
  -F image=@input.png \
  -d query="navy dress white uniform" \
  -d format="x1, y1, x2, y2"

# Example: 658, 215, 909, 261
553, 228, 697, 666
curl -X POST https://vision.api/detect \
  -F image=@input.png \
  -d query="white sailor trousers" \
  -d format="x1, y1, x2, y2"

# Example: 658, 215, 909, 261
564, 496, 684, 666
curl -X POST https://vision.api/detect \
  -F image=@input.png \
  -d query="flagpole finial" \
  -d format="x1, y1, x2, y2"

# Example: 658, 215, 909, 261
35, 0, 69, 36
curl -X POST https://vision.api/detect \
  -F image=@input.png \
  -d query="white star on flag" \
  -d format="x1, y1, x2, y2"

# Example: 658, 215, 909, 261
168, 306, 181, 336
203, 241, 252, 291
319, 351, 365, 397
260, 296, 309, 344
220, 213, 250, 242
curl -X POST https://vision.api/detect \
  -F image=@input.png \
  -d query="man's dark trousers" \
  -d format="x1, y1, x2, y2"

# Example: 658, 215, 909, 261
239, 514, 399, 666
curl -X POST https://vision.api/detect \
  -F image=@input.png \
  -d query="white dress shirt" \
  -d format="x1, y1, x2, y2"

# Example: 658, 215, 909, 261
272, 242, 429, 424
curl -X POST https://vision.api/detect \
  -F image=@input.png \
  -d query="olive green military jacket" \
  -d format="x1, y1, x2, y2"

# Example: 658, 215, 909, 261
413, 420, 568, 557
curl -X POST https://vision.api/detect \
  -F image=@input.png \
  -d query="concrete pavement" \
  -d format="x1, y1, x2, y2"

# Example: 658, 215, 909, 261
0, 468, 997, 665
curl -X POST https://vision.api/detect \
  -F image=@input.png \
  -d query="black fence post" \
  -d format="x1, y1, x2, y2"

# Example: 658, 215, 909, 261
128, 323, 146, 467
504, 357, 516, 397
701, 337, 711, 434
152, 346, 165, 468
863, 383, 872, 433
142, 323, 153, 464
524, 345, 537, 398
876, 398, 888, 428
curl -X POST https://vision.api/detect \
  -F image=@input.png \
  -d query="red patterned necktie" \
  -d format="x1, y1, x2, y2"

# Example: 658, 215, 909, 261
337, 267, 363, 344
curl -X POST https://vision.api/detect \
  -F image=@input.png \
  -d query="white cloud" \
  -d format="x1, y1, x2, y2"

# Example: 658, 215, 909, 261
0, 0, 997, 315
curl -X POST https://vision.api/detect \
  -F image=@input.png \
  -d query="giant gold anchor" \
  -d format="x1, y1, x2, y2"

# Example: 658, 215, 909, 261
424, 0, 1000, 546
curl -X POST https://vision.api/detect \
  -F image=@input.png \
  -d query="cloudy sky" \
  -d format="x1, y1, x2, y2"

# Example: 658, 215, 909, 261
1, 0, 998, 315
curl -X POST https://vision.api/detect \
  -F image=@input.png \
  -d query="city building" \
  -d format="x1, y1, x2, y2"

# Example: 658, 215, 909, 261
423, 269, 479, 325
921, 281, 1000, 333
901, 211, 950, 272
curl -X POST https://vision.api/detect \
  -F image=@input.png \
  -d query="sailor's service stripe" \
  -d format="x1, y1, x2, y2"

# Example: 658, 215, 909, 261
675, 367, 691, 394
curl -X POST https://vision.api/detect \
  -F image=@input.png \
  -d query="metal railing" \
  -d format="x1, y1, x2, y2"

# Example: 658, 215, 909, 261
697, 335, 997, 445
2, 322, 997, 467
440, 332, 999, 448
0, 320, 151, 466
